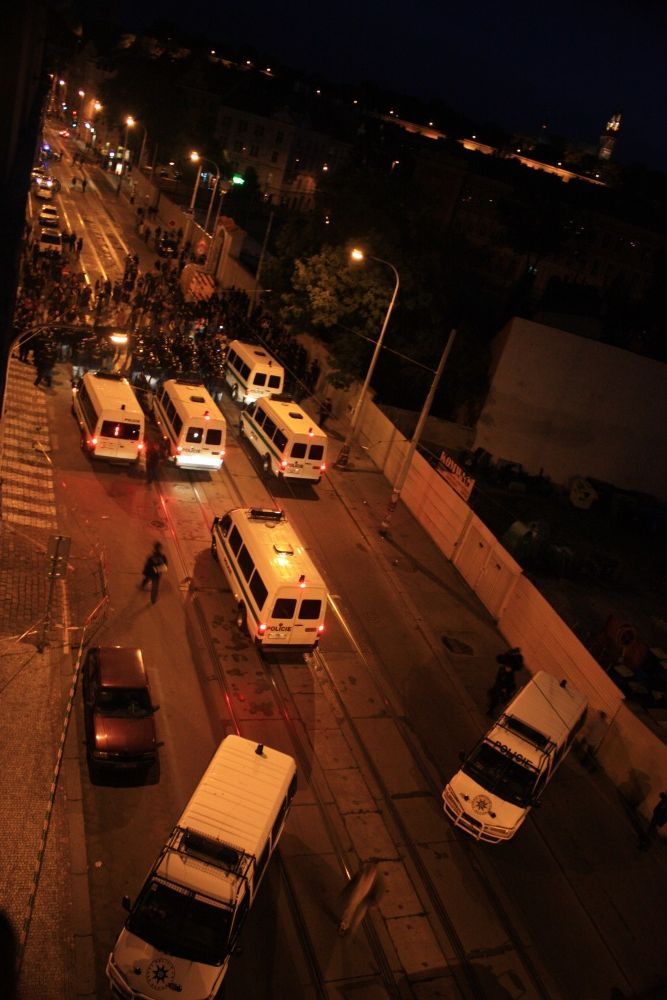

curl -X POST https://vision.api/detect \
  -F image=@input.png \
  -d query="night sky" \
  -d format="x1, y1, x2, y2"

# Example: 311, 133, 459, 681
106, 0, 667, 170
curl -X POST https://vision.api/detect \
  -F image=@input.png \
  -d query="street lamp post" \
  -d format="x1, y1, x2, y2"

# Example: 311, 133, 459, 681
378, 329, 457, 536
187, 152, 220, 246
203, 173, 219, 235
334, 249, 400, 469
185, 153, 203, 244
116, 116, 134, 195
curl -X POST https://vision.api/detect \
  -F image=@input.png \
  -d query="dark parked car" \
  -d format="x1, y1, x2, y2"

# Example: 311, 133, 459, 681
157, 233, 179, 258
82, 647, 159, 772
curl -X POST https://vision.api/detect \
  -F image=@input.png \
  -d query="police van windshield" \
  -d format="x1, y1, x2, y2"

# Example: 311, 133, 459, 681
462, 740, 538, 807
127, 880, 233, 966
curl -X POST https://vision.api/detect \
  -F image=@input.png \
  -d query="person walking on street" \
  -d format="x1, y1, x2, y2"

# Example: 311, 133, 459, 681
76, 236, 83, 256
70, 176, 77, 190
638, 791, 667, 849
139, 542, 168, 604
145, 440, 163, 484
486, 648, 523, 716
338, 862, 384, 937
81, 177, 87, 194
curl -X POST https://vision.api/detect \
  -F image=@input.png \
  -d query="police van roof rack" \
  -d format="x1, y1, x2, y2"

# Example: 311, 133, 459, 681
93, 371, 125, 381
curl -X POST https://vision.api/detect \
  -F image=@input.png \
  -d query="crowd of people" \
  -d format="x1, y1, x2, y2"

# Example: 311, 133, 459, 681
15, 218, 326, 414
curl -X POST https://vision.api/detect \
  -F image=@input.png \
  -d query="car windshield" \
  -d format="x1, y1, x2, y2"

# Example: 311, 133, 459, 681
462, 740, 538, 807
96, 686, 152, 717
41, 233, 60, 245
127, 880, 233, 966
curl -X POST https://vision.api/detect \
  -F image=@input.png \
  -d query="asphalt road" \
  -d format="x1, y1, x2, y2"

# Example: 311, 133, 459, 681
8, 125, 667, 999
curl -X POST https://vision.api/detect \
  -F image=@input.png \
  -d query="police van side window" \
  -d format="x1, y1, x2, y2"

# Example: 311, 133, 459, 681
219, 514, 232, 537
228, 525, 243, 555
263, 417, 277, 439
274, 430, 287, 452
173, 414, 183, 435
254, 407, 266, 428
253, 372, 267, 386
255, 840, 270, 883
268, 375, 281, 389
240, 362, 251, 381
232, 893, 249, 942
309, 444, 324, 461
291, 443, 307, 459
237, 544, 255, 582
246, 401, 257, 419
78, 383, 98, 431
227, 349, 238, 369
249, 571, 268, 609
271, 797, 288, 844
272, 597, 296, 619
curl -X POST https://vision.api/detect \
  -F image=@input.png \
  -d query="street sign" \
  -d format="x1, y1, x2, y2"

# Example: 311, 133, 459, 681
437, 452, 475, 501
47, 535, 71, 578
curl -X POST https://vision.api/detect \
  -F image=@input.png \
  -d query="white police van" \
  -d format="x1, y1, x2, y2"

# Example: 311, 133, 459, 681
443, 670, 587, 843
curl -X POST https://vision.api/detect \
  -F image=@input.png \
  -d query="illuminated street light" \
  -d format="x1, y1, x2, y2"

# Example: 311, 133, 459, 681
116, 116, 135, 195
334, 248, 400, 469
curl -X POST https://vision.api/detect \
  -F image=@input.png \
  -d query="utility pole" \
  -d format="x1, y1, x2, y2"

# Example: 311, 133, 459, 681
248, 210, 274, 318
379, 329, 457, 536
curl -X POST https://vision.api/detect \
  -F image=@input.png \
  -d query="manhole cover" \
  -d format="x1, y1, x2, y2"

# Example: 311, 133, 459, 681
441, 635, 474, 655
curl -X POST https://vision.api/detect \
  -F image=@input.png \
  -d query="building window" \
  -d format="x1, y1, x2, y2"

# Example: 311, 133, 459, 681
237, 120, 248, 133
275, 131, 284, 145
249, 145, 259, 157
254, 125, 264, 137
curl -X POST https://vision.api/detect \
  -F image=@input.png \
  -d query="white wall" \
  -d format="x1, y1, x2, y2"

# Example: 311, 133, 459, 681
357, 396, 667, 822
474, 317, 667, 500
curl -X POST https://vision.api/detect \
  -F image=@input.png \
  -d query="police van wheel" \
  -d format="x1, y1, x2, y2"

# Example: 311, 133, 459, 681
262, 455, 271, 475
236, 603, 248, 635
231, 383, 238, 401
238, 420, 245, 438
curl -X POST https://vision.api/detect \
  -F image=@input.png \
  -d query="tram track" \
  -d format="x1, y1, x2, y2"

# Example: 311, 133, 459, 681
156, 409, 554, 999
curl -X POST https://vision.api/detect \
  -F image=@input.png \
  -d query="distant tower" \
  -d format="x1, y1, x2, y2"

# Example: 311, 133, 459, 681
599, 111, 622, 161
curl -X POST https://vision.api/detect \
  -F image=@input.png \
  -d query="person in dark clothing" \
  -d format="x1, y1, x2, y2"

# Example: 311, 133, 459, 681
145, 441, 163, 484
18, 334, 30, 363
486, 649, 523, 716
638, 791, 667, 849
140, 542, 168, 604
81, 177, 87, 193
496, 647, 524, 671
76, 236, 83, 255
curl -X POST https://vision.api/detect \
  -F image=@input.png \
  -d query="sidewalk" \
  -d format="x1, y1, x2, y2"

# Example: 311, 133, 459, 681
0, 356, 91, 999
